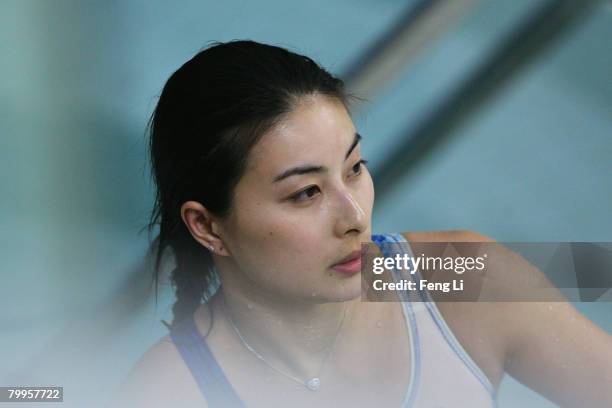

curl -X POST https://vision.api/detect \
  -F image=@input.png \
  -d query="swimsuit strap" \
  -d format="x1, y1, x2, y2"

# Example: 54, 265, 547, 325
170, 314, 245, 407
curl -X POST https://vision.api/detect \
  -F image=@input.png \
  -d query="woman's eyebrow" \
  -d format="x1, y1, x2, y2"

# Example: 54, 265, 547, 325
345, 132, 361, 159
272, 132, 361, 183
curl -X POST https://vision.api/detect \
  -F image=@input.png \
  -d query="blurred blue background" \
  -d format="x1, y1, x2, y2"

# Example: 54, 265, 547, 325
1, 0, 610, 406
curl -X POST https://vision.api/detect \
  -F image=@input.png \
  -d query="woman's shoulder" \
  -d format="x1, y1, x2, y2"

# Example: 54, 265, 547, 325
114, 335, 207, 408
400, 229, 496, 243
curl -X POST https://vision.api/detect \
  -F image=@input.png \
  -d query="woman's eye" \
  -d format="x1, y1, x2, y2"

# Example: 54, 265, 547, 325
349, 159, 368, 177
289, 185, 321, 203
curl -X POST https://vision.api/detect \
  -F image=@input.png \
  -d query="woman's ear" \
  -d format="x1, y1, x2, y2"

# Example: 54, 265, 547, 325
180, 201, 230, 256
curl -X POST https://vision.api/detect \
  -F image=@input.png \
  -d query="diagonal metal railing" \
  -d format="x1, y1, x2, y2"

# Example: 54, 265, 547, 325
349, 0, 598, 198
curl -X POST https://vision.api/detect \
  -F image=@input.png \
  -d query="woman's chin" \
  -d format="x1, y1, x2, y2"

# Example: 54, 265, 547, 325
311, 277, 362, 303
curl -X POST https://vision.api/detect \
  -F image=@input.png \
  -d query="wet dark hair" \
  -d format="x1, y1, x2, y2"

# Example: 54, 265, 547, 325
147, 40, 350, 328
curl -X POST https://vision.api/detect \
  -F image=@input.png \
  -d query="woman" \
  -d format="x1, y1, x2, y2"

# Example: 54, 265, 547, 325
116, 40, 612, 407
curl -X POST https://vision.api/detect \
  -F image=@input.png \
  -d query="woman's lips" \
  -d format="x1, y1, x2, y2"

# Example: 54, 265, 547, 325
331, 251, 362, 276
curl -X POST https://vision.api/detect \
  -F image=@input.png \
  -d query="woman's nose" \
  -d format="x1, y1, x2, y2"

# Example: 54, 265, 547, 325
333, 188, 367, 237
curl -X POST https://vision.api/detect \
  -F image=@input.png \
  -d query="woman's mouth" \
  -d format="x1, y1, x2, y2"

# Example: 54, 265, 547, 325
331, 250, 362, 276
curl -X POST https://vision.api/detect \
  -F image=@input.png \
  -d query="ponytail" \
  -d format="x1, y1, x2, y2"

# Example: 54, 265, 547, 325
158, 224, 219, 328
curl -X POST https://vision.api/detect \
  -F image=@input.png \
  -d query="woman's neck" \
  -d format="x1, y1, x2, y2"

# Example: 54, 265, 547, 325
212, 272, 359, 381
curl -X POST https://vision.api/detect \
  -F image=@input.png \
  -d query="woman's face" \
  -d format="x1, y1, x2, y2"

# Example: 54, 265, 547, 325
217, 94, 374, 303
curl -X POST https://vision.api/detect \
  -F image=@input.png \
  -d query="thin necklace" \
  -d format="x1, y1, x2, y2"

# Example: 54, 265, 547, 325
221, 294, 349, 391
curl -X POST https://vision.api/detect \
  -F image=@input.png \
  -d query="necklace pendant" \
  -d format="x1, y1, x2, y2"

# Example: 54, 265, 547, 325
306, 377, 320, 391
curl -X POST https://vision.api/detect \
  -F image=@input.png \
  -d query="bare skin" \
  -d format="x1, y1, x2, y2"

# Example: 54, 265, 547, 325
115, 95, 612, 407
